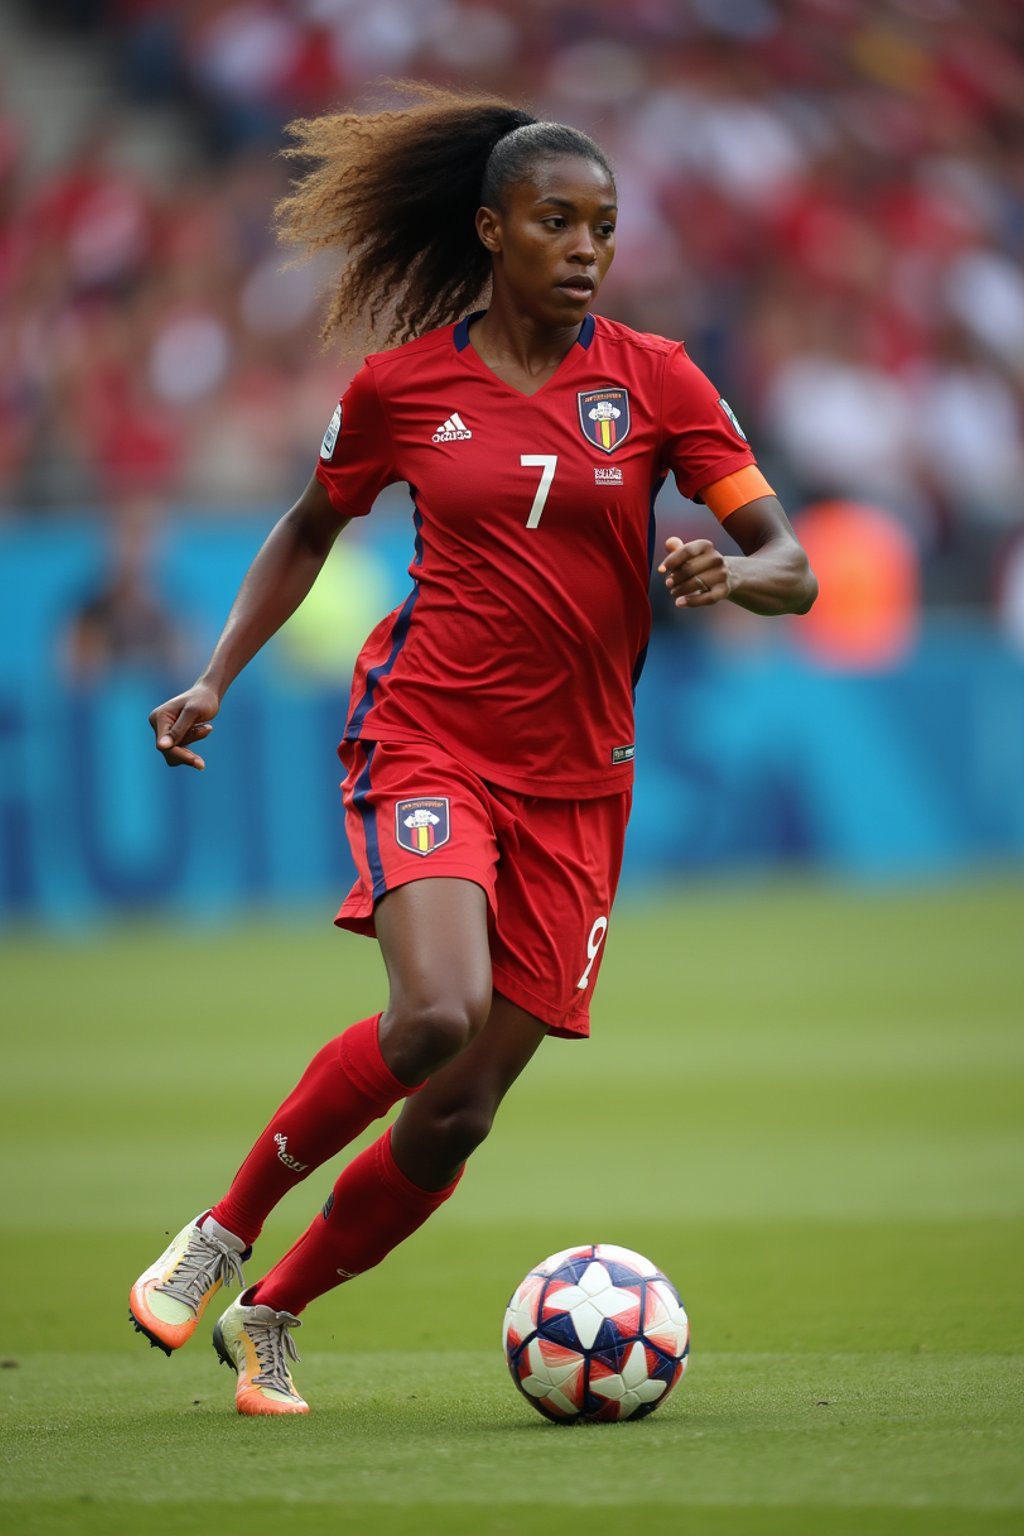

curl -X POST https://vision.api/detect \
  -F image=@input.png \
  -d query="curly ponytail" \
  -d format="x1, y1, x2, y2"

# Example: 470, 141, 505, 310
275, 82, 613, 349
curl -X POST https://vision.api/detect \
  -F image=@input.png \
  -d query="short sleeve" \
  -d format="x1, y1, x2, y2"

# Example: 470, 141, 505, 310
314, 363, 398, 517
660, 345, 758, 502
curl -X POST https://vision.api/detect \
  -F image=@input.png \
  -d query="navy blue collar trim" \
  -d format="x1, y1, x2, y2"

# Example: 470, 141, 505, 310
453, 310, 596, 352
453, 312, 481, 352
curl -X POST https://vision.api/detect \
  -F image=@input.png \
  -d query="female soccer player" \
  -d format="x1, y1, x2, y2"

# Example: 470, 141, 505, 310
129, 86, 817, 1415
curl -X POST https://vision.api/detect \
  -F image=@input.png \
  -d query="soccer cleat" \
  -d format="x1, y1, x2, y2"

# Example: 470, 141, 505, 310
212, 1292, 309, 1415
129, 1214, 249, 1355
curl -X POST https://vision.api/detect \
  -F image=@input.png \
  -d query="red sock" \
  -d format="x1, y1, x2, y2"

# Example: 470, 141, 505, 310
251, 1127, 462, 1314
208, 1015, 415, 1246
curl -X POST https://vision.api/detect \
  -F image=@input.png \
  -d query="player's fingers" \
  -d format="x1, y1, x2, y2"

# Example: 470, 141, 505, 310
674, 576, 726, 607
150, 707, 180, 751
153, 702, 203, 753
656, 536, 685, 573
665, 544, 725, 577
665, 564, 726, 597
672, 576, 726, 604
160, 745, 206, 770
669, 559, 728, 603
149, 707, 176, 749
657, 536, 711, 574
680, 549, 724, 577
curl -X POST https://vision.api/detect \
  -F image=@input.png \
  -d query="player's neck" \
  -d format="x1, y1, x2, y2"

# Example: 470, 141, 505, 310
468, 304, 583, 388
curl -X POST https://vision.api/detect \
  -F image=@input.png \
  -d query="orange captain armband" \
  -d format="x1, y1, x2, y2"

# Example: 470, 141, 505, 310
699, 466, 775, 522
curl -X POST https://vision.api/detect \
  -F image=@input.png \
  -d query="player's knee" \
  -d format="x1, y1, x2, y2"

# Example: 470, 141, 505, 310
382, 986, 491, 1079
432, 1095, 497, 1165
415, 996, 485, 1063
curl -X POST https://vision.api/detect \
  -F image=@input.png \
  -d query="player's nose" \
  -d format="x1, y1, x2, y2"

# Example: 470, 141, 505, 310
567, 223, 597, 263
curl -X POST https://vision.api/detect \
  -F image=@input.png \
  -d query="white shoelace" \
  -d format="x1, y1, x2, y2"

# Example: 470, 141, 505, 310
249, 1311, 302, 1395
157, 1231, 246, 1315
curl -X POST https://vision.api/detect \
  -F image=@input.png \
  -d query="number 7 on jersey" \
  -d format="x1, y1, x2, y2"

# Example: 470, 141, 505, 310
520, 454, 558, 528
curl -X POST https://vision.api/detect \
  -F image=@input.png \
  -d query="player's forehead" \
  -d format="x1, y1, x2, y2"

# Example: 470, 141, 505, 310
514, 154, 617, 212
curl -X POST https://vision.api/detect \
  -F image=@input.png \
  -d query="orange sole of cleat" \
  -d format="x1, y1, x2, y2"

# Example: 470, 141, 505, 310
213, 1330, 308, 1414
129, 1279, 208, 1353
235, 1387, 309, 1416
236, 1394, 308, 1413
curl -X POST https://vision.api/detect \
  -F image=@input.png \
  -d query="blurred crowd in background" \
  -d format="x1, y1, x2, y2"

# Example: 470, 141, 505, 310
2, 0, 1024, 624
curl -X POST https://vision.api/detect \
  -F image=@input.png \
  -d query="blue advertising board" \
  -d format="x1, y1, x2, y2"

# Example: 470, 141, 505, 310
2, 514, 1022, 925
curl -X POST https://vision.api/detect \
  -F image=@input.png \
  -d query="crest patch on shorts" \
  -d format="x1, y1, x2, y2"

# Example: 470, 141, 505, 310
578, 387, 631, 454
395, 797, 450, 856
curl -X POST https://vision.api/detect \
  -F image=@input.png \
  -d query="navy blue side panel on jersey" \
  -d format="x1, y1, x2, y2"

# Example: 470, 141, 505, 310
350, 742, 387, 900
344, 506, 424, 739
631, 644, 649, 697
646, 474, 662, 574
631, 476, 663, 695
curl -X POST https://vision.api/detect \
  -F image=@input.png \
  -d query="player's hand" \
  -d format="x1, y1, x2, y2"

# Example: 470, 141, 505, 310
149, 683, 219, 769
658, 537, 733, 608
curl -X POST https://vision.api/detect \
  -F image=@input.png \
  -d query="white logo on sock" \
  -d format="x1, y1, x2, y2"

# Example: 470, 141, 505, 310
273, 1131, 309, 1173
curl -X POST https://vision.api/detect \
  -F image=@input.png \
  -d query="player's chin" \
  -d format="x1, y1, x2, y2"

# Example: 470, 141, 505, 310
551, 284, 597, 314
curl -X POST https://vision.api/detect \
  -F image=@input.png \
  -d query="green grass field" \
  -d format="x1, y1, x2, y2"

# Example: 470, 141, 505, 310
2, 879, 1023, 1536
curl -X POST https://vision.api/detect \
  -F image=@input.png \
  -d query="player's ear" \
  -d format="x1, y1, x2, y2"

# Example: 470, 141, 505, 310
476, 205, 502, 254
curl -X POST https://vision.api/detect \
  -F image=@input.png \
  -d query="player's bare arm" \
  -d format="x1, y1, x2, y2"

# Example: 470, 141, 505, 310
659, 495, 817, 616
150, 474, 350, 770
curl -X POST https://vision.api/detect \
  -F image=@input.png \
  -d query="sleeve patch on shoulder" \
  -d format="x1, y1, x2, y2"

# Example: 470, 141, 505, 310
320, 402, 342, 461
717, 397, 747, 440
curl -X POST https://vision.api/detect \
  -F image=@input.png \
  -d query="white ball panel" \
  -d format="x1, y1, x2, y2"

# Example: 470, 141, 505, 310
504, 1275, 544, 1348
594, 1244, 660, 1276
544, 1386, 581, 1418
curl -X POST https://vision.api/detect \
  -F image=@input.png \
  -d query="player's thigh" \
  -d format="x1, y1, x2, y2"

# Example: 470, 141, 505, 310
337, 738, 505, 1077
375, 875, 493, 1027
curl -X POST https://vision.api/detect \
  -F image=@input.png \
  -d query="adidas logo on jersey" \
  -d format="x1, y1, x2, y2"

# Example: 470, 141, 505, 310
432, 412, 472, 443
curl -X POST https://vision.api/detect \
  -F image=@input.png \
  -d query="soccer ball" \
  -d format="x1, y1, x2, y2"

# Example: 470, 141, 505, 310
502, 1243, 690, 1424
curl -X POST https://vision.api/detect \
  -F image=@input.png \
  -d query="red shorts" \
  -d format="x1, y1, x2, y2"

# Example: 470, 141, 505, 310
336, 739, 630, 1039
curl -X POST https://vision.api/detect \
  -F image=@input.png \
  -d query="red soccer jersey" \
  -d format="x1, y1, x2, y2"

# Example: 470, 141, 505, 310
315, 311, 758, 798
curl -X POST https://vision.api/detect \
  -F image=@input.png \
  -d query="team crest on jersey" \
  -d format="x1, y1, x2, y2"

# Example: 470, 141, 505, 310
578, 387, 631, 454
395, 797, 450, 856
320, 402, 342, 460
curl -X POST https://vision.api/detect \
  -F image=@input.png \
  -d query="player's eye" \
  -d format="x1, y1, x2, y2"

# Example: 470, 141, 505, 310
542, 216, 567, 229
596, 223, 616, 238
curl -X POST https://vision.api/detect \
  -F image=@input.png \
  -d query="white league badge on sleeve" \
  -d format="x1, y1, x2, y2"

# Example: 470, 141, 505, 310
320, 402, 342, 460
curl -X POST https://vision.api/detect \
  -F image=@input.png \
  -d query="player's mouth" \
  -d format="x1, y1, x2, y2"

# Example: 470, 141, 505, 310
556, 275, 596, 301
